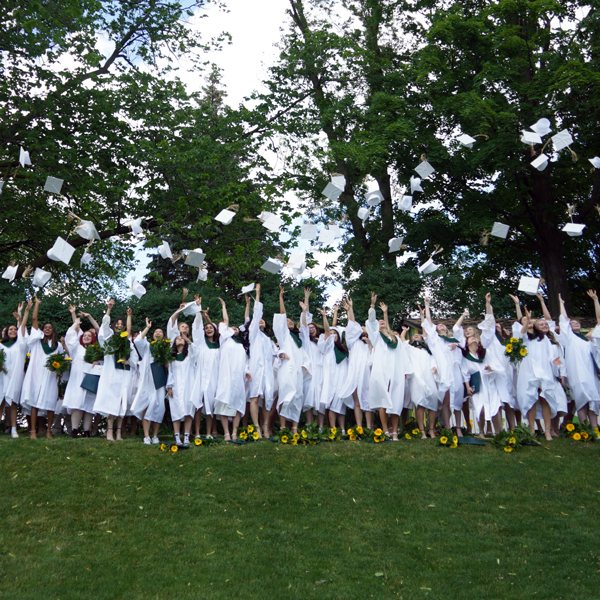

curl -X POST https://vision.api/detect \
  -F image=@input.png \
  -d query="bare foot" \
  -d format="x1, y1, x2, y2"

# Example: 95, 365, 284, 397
115, 428, 123, 441
224, 433, 231, 441
45, 430, 53, 439
551, 429, 560, 438
106, 430, 114, 441
456, 428, 463, 438
428, 429, 436, 439
544, 430, 553, 441
29, 431, 37, 440
420, 430, 427, 440
256, 428, 262, 439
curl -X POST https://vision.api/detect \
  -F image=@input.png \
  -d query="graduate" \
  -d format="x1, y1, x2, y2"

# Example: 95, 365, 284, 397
461, 333, 504, 437
246, 284, 278, 439
191, 304, 220, 439
20, 295, 64, 439
317, 306, 352, 432
422, 298, 463, 434
365, 293, 399, 439
92, 299, 133, 441
166, 332, 197, 447
130, 317, 167, 445
0, 300, 31, 438
338, 297, 373, 430
273, 286, 307, 435
299, 288, 324, 428
516, 307, 561, 441
62, 305, 101, 438
558, 292, 600, 430
213, 298, 252, 441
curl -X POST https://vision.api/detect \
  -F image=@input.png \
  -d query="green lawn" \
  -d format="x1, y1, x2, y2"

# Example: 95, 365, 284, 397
1, 435, 599, 599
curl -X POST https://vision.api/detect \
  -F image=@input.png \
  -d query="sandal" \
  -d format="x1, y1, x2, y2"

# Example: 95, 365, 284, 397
428, 429, 436, 439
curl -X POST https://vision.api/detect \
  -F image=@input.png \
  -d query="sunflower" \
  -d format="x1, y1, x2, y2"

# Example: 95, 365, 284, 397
291, 439, 298, 445
508, 437, 516, 445
573, 432, 581, 441
281, 435, 289, 444
195, 438, 202, 446
374, 436, 382, 443
65, 357, 73, 361
504, 446, 513, 452
348, 428, 354, 436
51, 361, 61, 369
440, 436, 448, 445
331, 427, 337, 435
160, 443, 166, 451
301, 430, 308, 439
117, 358, 125, 363
510, 337, 518, 344
328, 433, 335, 440
240, 431, 248, 440
582, 432, 589, 440
405, 433, 411, 440
450, 442, 458, 449
309, 440, 317, 445
253, 431, 260, 440
247, 425, 254, 433
566, 423, 575, 432
171, 445, 178, 452
412, 429, 420, 435
374, 428, 383, 436
519, 347, 527, 356
356, 426, 364, 435
151, 340, 157, 344
164, 339, 171, 343
505, 344, 513, 353
452, 436, 458, 444
349, 434, 357, 441
293, 433, 300, 441
120, 331, 129, 338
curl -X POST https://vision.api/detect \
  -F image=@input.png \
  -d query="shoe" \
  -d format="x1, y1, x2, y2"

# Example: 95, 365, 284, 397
71, 429, 79, 439
195, 435, 201, 439
151, 437, 160, 444
11, 431, 19, 439
143, 436, 152, 445
206, 435, 213, 439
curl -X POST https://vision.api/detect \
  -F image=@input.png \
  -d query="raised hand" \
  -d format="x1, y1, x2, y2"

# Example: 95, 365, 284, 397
370, 291, 377, 307
379, 302, 388, 313
107, 298, 114, 308
256, 283, 261, 294
485, 292, 491, 302
508, 294, 519, 305
245, 294, 251, 305
68, 304, 77, 313
524, 306, 532, 319
218, 297, 226, 306
424, 296, 430, 306
145, 317, 152, 327
126, 307, 133, 315
304, 287, 311, 298
17, 301, 23, 314
26, 298, 33, 310
587, 289, 598, 300
279, 285, 286, 296
34, 294, 41, 305
299, 300, 307, 312
78, 311, 90, 319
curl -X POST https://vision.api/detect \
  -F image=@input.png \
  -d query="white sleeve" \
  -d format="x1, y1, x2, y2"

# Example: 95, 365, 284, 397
65, 325, 82, 357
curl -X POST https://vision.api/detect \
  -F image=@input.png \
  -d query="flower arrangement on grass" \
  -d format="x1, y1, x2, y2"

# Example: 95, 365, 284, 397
160, 443, 179, 453
400, 418, 421, 440
436, 427, 458, 448
296, 422, 321, 444
345, 425, 368, 441
236, 424, 261, 442
45, 352, 72, 377
84, 343, 104, 364
150, 338, 174, 365
562, 420, 595, 442
103, 331, 130, 363
504, 337, 527, 365
492, 426, 538, 451
194, 437, 220, 446
321, 426, 341, 442
0, 348, 7, 374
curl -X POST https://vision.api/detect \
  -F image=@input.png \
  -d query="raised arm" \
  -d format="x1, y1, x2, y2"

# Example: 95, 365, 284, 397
331, 305, 339, 328
536, 293, 552, 321
424, 296, 433, 326
140, 317, 152, 340
400, 325, 410, 342
379, 302, 390, 333
317, 308, 330, 339
485, 292, 493, 316
219, 298, 229, 327
342, 297, 355, 322
558, 293, 568, 320
587, 290, 600, 326
521, 306, 531, 336
169, 304, 186, 327
508, 294, 522, 321
126, 307, 132, 337
20, 299, 33, 336
13, 302, 23, 326
68, 304, 78, 326
304, 287, 311, 313
78, 311, 100, 333
244, 294, 251, 322
105, 298, 114, 319
454, 308, 469, 329
279, 285, 286, 315
32, 295, 41, 330
299, 298, 308, 327
255, 283, 261, 304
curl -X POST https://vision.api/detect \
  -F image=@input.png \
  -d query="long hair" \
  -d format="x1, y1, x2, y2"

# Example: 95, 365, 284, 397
171, 339, 189, 359
247, 317, 274, 339
332, 328, 348, 354
461, 340, 486, 360
204, 321, 220, 345
308, 322, 322, 343
234, 326, 251, 357
528, 320, 549, 342
1, 324, 18, 344
112, 317, 126, 332
41, 322, 58, 348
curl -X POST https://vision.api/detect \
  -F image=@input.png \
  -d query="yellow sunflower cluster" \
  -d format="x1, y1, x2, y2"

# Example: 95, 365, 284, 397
120, 331, 128, 338
52, 361, 61, 369
281, 435, 289, 444
505, 343, 513, 353
195, 438, 203, 446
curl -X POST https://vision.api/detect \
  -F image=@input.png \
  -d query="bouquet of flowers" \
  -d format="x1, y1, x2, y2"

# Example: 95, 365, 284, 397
400, 418, 421, 440
492, 426, 538, 451
346, 425, 370, 441
84, 343, 104, 364
562, 420, 596, 442
45, 352, 72, 377
236, 424, 260, 442
160, 443, 179, 453
150, 338, 174, 366
436, 427, 458, 448
0, 348, 6, 374
194, 437, 220, 447
504, 337, 528, 364
277, 427, 294, 444
296, 422, 321, 444
103, 331, 130, 364
320, 426, 341, 442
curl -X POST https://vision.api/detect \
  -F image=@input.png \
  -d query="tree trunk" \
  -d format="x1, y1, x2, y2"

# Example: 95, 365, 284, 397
537, 227, 571, 318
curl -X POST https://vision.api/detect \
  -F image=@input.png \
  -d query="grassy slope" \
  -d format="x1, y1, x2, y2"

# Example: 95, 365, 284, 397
1, 436, 599, 600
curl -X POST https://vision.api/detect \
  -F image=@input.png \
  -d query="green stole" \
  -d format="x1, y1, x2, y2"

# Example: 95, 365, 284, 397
334, 345, 348, 364
411, 341, 431, 355
380, 332, 398, 349
41, 342, 56, 355
439, 334, 459, 344
464, 352, 484, 363
205, 336, 219, 349
290, 331, 302, 348
1, 340, 16, 348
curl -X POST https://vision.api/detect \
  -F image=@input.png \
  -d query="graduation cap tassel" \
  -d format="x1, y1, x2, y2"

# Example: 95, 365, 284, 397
224, 204, 239, 213
431, 245, 444, 257
243, 217, 260, 222
595, 205, 600, 216
568, 147, 578, 163
181, 288, 189, 304
480, 230, 490, 246
22, 265, 34, 279
475, 134, 490, 140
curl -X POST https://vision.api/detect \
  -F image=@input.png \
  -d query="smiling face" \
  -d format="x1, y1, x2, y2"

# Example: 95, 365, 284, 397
6, 325, 17, 340
114, 319, 124, 332
178, 322, 189, 336
204, 323, 215, 338
411, 333, 424, 344
287, 318, 295, 330
378, 319, 387, 332
259, 319, 266, 331
82, 330, 94, 345
535, 319, 549, 333
570, 319, 581, 333
467, 335, 479, 350
42, 323, 54, 338
308, 324, 318, 338
232, 326, 240, 336
464, 326, 477, 338
436, 323, 448, 335
332, 330, 340, 343
153, 328, 164, 341
174, 336, 185, 349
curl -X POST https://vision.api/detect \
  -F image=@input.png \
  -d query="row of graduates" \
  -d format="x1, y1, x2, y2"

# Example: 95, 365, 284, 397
1, 286, 599, 444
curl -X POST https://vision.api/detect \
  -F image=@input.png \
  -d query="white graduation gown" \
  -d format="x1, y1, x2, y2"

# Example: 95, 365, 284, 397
93, 315, 133, 418
366, 309, 397, 411
273, 314, 307, 423
214, 324, 249, 416
20, 328, 63, 412
339, 320, 372, 411
299, 312, 322, 413
246, 302, 277, 407
405, 342, 439, 411
318, 334, 353, 415
62, 325, 100, 413
460, 352, 503, 421
129, 337, 166, 423
166, 346, 197, 421
191, 314, 220, 416
0, 327, 28, 405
